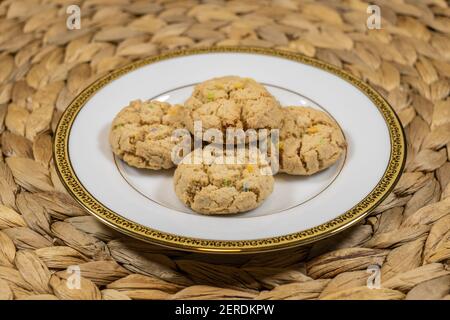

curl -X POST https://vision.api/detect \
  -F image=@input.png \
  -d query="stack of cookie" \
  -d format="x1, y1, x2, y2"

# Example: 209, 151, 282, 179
110, 76, 346, 215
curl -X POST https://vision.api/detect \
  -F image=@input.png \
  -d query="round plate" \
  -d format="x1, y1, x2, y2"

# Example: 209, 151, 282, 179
54, 47, 406, 253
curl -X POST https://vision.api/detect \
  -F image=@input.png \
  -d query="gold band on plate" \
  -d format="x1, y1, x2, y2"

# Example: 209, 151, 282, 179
53, 47, 406, 254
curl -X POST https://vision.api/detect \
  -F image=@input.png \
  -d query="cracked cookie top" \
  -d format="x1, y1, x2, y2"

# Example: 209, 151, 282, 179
184, 76, 284, 138
109, 99, 189, 170
279, 106, 346, 175
174, 147, 274, 215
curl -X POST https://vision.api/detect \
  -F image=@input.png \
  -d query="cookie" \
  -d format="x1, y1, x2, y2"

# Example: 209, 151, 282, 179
174, 147, 274, 215
278, 106, 346, 175
109, 99, 190, 170
184, 76, 283, 140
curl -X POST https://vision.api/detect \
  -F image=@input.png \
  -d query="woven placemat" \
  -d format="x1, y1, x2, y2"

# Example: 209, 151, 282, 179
0, 0, 449, 300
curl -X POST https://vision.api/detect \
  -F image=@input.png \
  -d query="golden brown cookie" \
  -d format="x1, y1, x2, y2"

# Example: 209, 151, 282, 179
184, 76, 283, 139
174, 147, 274, 215
109, 100, 190, 170
278, 106, 346, 175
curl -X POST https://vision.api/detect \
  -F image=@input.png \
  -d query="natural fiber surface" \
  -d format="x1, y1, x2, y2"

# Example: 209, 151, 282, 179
0, 0, 450, 300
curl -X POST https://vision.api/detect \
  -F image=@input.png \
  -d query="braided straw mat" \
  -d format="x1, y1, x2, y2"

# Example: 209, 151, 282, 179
0, 0, 450, 301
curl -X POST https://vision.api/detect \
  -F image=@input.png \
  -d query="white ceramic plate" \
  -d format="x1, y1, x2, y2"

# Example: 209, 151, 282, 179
54, 47, 406, 253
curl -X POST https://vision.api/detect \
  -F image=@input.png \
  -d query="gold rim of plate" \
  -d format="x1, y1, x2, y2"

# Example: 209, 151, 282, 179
53, 47, 407, 254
